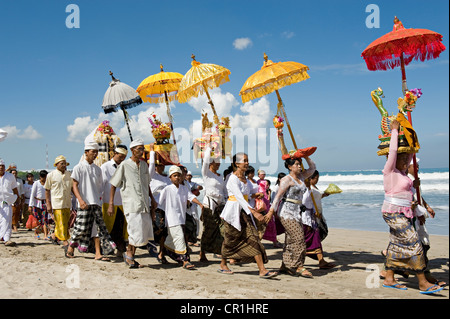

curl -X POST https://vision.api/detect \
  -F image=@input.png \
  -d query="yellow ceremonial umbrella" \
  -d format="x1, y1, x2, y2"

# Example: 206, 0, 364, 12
136, 64, 183, 123
177, 54, 231, 158
136, 65, 183, 154
177, 54, 231, 125
240, 53, 310, 153
240, 53, 320, 215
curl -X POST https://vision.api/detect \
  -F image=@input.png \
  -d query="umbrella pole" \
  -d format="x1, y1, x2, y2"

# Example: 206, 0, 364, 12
275, 90, 298, 150
400, 54, 421, 205
121, 107, 133, 141
164, 91, 180, 163
202, 83, 225, 159
275, 90, 319, 214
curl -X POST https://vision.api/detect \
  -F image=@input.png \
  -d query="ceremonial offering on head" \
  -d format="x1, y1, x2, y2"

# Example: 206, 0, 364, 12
324, 183, 342, 195
92, 120, 121, 166
371, 87, 421, 156
192, 112, 232, 167
147, 113, 179, 165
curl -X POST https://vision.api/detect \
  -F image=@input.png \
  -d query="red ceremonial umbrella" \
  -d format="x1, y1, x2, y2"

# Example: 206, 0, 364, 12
361, 16, 446, 204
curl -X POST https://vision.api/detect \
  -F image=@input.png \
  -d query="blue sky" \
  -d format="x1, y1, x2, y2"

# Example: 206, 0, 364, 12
0, 0, 448, 174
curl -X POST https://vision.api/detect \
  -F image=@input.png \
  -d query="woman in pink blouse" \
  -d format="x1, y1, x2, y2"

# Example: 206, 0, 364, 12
382, 120, 443, 295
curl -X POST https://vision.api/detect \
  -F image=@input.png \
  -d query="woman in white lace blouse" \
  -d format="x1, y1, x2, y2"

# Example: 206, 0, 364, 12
267, 155, 316, 278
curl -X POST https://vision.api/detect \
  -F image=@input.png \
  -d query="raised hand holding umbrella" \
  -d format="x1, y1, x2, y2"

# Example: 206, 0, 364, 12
362, 17, 446, 204
177, 54, 231, 158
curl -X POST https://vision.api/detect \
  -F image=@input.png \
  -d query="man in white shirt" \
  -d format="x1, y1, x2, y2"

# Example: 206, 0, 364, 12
0, 159, 19, 246
101, 145, 128, 255
109, 138, 157, 268
65, 142, 116, 261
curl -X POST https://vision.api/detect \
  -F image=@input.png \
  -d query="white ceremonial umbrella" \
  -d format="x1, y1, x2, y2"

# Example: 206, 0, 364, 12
102, 71, 142, 141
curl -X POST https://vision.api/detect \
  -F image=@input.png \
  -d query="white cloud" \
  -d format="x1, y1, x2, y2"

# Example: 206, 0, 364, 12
0, 125, 42, 140
186, 87, 239, 117
230, 96, 271, 129
281, 31, 295, 39
233, 37, 253, 50
66, 102, 176, 144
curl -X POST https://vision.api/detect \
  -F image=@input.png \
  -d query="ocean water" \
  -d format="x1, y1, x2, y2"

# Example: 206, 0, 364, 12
190, 168, 449, 236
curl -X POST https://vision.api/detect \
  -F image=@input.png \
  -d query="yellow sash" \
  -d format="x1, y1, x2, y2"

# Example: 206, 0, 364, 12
228, 195, 249, 202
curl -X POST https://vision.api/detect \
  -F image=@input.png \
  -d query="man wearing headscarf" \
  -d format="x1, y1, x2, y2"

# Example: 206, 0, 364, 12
44, 155, 73, 246
0, 158, 19, 246
108, 138, 157, 268
64, 141, 116, 261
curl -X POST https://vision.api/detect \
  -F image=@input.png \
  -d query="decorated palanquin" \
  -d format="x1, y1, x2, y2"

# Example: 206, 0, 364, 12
144, 113, 179, 165
92, 120, 121, 167
371, 87, 421, 156
192, 112, 232, 167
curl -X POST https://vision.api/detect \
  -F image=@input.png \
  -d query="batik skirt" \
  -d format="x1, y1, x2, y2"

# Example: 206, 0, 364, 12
382, 212, 426, 274
280, 216, 306, 270
221, 210, 267, 264
200, 204, 225, 254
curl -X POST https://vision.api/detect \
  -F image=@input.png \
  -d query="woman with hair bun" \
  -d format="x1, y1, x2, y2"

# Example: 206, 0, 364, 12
219, 152, 278, 279
267, 155, 316, 278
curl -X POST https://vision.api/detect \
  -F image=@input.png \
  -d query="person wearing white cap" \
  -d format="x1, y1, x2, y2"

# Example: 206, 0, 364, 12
100, 145, 128, 255
0, 158, 20, 246
108, 138, 157, 268
64, 141, 116, 261
158, 165, 203, 270
44, 155, 73, 246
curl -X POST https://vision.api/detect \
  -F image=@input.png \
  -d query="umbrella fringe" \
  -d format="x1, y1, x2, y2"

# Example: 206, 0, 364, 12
362, 38, 446, 71
141, 93, 178, 104
177, 72, 230, 104
102, 96, 142, 114
240, 71, 310, 103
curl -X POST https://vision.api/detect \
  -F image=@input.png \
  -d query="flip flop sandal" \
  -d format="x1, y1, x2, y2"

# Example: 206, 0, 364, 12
95, 257, 111, 262
64, 245, 74, 258
382, 283, 407, 290
157, 256, 169, 264
217, 269, 234, 275
260, 271, 278, 279
319, 263, 336, 270
183, 262, 196, 270
420, 284, 444, 295
297, 267, 314, 279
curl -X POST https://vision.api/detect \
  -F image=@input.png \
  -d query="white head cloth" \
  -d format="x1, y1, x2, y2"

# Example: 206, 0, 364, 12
130, 138, 144, 149
169, 165, 182, 177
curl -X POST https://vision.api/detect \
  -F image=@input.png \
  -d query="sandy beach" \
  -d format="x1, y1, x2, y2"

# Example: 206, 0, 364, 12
0, 227, 448, 301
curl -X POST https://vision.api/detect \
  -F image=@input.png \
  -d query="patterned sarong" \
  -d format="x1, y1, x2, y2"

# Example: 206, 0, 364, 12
280, 217, 306, 270
200, 204, 225, 254
69, 205, 116, 254
383, 212, 426, 274
221, 210, 267, 264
